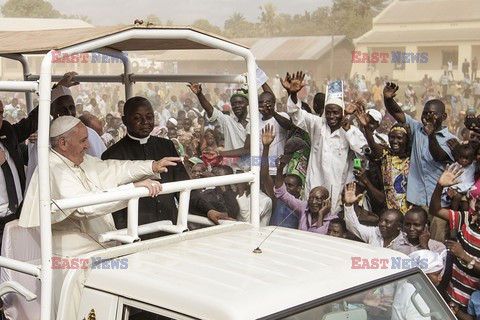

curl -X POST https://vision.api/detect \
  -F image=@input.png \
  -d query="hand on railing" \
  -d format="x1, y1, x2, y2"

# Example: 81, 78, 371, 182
207, 210, 235, 225
134, 179, 162, 197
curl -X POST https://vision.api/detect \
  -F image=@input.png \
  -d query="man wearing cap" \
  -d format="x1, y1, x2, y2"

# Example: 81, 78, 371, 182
19, 115, 179, 255
0, 99, 38, 245
282, 72, 367, 211
365, 108, 389, 146
25, 72, 107, 186
49, 72, 107, 157
188, 83, 250, 167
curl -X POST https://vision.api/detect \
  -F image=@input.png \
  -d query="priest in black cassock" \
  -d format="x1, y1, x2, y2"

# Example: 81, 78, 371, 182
102, 97, 230, 237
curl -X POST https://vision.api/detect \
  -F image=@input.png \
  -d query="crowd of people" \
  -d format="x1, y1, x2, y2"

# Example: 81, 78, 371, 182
2, 66, 480, 318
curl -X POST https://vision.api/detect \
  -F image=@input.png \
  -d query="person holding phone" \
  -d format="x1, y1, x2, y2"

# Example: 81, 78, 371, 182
395, 207, 446, 255
273, 153, 338, 235
383, 82, 457, 242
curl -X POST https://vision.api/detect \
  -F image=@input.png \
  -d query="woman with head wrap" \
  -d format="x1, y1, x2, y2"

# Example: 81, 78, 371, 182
355, 101, 411, 214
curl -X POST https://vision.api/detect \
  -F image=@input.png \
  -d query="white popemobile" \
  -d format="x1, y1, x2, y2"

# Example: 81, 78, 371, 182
0, 25, 455, 320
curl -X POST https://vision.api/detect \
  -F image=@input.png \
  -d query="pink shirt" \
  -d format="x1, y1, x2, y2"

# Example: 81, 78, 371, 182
274, 183, 337, 234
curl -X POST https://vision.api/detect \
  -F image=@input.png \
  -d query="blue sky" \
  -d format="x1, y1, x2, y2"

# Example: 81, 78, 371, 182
45, 0, 332, 26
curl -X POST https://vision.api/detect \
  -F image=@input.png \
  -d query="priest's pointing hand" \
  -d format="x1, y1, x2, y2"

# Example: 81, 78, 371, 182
152, 157, 181, 173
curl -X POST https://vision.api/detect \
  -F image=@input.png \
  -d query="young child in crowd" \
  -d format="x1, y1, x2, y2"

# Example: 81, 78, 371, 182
442, 143, 477, 209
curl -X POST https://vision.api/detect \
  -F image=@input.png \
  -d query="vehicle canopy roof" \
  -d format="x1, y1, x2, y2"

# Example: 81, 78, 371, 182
84, 224, 409, 320
0, 25, 248, 55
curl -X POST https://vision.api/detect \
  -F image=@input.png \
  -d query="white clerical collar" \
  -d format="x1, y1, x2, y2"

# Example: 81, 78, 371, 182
128, 133, 150, 145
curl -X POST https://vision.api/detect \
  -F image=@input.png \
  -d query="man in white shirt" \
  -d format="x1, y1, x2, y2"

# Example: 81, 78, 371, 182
343, 182, 404, 248
189, 83, 250, 167
236, 181, 272, 226
283, 71, 367, 211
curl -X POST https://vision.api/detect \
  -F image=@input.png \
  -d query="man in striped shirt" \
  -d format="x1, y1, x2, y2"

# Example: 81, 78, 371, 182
429, 164, 480, 311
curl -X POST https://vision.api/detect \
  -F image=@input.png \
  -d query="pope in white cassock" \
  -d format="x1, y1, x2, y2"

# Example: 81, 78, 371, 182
19, 116, 179, 255
18, 116, 179, 318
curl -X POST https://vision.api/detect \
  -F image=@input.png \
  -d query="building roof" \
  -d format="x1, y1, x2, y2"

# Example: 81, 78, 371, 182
0, 18, 94, 31
0, 25, 248, 55
374, 0, 480, 24
356, 27, 480, 44
154, 35, 348, 61
84, 223, 409, 320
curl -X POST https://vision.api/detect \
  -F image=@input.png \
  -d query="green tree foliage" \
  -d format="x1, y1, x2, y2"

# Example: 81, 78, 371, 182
224, 12, 256, 38
2, 0, 61, 18
192, 19, 222, 35
328, 0, 385, 39
2, 0, 93, 23
258, 2, 284, 37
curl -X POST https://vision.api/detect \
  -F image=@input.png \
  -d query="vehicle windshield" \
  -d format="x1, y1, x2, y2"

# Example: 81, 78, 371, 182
266, 271, 454, 320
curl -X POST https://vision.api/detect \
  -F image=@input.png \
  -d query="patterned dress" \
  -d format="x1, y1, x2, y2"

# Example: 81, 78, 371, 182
379, 149, 410, 214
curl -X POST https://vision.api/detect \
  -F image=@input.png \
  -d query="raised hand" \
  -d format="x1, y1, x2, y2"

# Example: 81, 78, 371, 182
187, 82, 202, 95
345, 98, 367, 115
289, 71, 306, 94
57, 71, 80, 88
344, 182, 362, 205
261, 123, 276, 146
437, 164, 463, 187
383, 82, 398, 99
355, 103, 369, 127
280, 72, 292, 92
281, 71, 305, 94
